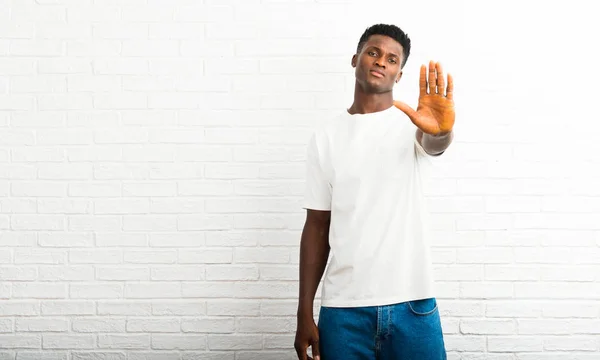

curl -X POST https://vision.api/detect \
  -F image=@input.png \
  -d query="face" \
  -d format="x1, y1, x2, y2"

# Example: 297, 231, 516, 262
352, 34, 404, 94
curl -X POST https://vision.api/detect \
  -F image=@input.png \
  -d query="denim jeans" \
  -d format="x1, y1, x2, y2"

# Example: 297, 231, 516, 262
317, 297, 447, 360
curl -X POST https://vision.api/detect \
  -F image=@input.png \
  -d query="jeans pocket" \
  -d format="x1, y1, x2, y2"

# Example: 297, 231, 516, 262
407, 297, 438, 316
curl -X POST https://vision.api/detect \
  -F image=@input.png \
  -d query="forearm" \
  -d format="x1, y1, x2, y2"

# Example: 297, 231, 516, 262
418, 129, 454, 155
297, 218, 330, 317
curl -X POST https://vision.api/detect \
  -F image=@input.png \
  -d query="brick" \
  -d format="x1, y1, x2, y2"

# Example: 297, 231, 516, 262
127, 318, 180, 333
10, 40, 62, 57
38, 200, 91, 215
11, 215, 64, 231
16, 318, 68, 332
207, 300, 259, 317
0, 267, 37, 281
151, 335, 206, 350
182, 353, 233, 360
206, 265, 257, 280
124, 251, 177, 264
96, 233, 147, 247
93, 24, 147, 40
72, 318, 126, 333
98, 302, 152, 316
129, 353, 178, 360
123, 216, 177, 232
542, 302, 599, 318
207, 335, 261, 351
39, 266, 94, 281
0, 301, 40, 316
70, 283, 123, 299
125, 283, 182, 299
542, 336, 598, 351
177, 215, 234, 231
457, 248, 514, 264
97, 335, 150, 349
181, 283, 236, 299
70, 353, 126, 360
434, 265, 484, 281
442, 335, 486, 352
264, 334, 294, 349
41, 301, 94, 316
485, 265, 540, 281
149, 233, 205, 247
235, 352, 296, 360
235, 247, 290, 263
236, 317, 295, 333
438, 300, 484, 318
38, 59, 92, 74
0, 335, 40, 349
460, 282, 513, 299
14, 249, 65, 265
69, 250, 122, 264
152, 301, 206, 316
42, 334, 95, 349
235, 283, 297, 299
486, 301, 543, 318
150, 266, 204, 281
17, 352, 68, 360
181, 318, 235, 333
487, 336, 543, 352
12, 283, 66, 299
459, 319, 515, 335
515, 282, 600, 299
67, 216, 121, 232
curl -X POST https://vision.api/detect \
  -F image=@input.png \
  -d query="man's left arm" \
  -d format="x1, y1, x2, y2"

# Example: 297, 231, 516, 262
417, 128, 454, 156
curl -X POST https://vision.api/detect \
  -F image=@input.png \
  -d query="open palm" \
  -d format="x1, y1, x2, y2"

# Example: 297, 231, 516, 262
394, 60, 455, 135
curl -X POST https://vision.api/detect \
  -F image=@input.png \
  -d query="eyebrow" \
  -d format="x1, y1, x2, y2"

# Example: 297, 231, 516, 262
368, 45, 400, 58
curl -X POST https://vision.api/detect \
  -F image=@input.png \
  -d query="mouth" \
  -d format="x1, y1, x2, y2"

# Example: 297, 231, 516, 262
369, 69, 385, 78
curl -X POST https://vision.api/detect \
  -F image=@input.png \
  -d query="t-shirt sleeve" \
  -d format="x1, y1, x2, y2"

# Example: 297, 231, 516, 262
414, 129, 443, 159
302, 132, 332, 211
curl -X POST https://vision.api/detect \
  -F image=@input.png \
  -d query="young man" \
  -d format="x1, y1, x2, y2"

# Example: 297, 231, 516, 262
294, 24, 455, 360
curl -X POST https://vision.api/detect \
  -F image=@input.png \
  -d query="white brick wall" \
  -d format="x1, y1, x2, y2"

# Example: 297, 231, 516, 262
0, 0, 598, 359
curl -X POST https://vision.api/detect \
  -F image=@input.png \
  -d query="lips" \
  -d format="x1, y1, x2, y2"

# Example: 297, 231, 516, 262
370, 69, 385, 78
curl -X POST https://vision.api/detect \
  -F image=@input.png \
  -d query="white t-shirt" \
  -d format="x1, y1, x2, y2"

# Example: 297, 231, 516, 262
303, 105, 437, 308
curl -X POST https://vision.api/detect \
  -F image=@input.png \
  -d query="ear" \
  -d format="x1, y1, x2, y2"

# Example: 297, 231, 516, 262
351, 54, 357, 68
395, 71, 403, 83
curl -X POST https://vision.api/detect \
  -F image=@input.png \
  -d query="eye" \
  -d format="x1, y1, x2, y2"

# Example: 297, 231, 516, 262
368, 51, 377, 56
389, 58, 397, 64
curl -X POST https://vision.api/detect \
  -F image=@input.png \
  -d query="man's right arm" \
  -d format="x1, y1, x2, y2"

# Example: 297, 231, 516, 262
295, 129, 331, 359
297, 209, 331, 319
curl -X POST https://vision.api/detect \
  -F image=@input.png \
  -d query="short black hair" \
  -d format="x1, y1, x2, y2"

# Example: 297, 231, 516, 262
356, 24, 411, 68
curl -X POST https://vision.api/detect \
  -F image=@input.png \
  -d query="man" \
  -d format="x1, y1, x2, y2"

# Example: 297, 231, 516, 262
294, 23, 455, 360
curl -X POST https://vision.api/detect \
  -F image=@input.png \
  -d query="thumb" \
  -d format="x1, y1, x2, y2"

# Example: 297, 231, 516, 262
393, 100, 417, 120
312, 339, 321, 360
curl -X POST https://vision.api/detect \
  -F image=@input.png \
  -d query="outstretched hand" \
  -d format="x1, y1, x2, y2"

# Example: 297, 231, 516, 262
393, 60, 455, 135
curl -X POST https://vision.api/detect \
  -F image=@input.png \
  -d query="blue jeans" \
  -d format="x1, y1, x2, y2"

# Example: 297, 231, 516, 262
317, 298, 447, 360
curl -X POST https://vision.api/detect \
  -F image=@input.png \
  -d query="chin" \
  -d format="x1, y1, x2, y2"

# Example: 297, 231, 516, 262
357, 76, 392, 94
365, 83, 392, 94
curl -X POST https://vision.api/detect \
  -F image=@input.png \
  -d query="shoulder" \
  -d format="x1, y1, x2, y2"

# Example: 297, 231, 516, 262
307, 111, 347, 145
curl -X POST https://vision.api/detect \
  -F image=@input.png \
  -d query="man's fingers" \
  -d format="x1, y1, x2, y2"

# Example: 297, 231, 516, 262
419, 64, 427, 97
436, 62, 445, 96
295, 343, 308, 360
446, 73, 454, 100
428, 60, 437, 94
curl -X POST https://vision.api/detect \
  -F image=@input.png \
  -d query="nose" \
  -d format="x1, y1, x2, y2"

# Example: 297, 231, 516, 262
374, 56, 385, 68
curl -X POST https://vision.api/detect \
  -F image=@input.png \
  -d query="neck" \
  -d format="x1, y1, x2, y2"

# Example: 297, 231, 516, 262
347, 81, 394, 115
